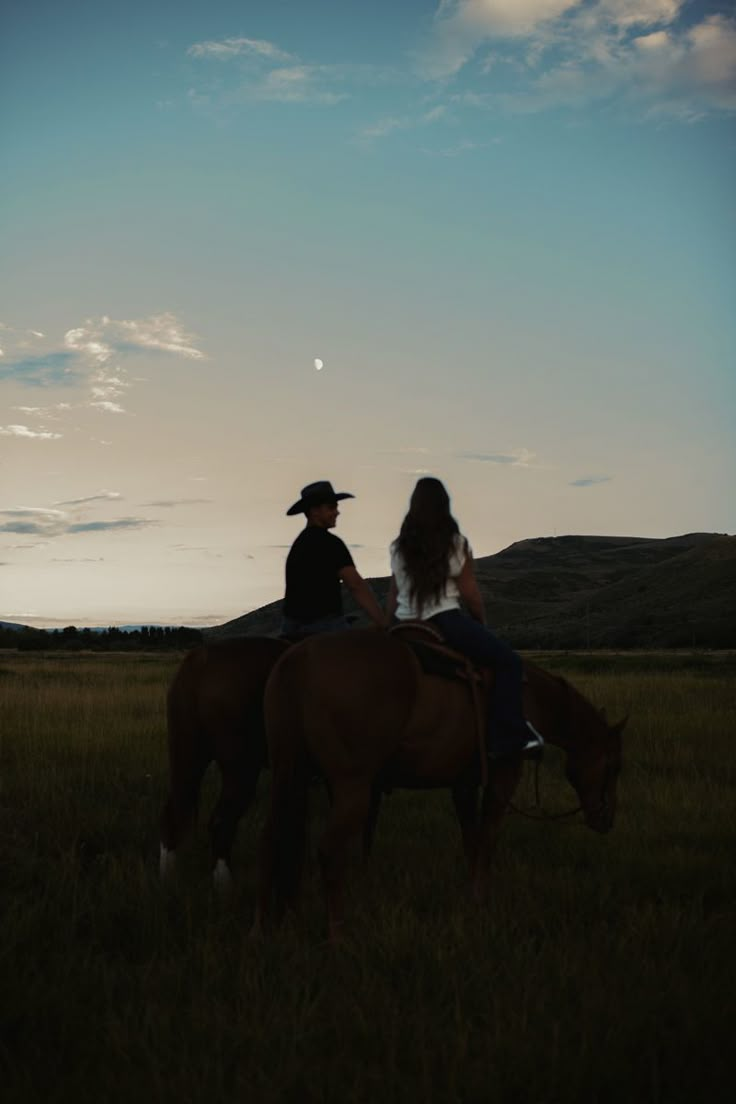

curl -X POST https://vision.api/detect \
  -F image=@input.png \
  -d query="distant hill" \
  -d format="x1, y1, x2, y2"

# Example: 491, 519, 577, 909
0, 620, 28, 632
206, 532, 736, 649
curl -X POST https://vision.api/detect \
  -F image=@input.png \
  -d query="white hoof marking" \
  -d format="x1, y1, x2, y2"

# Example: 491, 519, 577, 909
213, 859, 233, 892
159, 843, 176, 880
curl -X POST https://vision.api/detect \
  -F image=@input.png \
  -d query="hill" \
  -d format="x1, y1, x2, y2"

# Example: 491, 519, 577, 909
207, 532, 736, 649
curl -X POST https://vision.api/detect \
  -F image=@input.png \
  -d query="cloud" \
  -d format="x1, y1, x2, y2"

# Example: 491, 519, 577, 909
0, 424, 62, 439
67, 519, 153, 533
255, 65, 348, 104
419, 0, 579, 78
359, 103, 450, 142
0, 506, 156, 537
53, 491, 122, 506
65, 313, 205, 362
11, 403, 71, 418
569, 475, 612, 486
418, 2, 735, 119
51, 557, 105, 563
88, 401, 125, 414
140, 498, 212, 507
456, 447, 537, 466
1, 313, 205, 432
188, 36, 293, 62
187, 34, 398, 111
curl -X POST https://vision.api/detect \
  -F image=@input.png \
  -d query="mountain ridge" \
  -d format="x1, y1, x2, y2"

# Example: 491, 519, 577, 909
206, 531, 735, 648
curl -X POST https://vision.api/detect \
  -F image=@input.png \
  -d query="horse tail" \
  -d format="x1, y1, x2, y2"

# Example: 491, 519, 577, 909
258, 651, 310, 921
160, 645, 212, 849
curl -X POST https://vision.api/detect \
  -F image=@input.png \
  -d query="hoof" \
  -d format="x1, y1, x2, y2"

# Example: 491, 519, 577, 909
213, 859, 233, 893
159, 843, 176, 881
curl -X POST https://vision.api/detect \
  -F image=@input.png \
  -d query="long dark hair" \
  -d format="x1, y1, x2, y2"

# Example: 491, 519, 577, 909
393, 477, 464, 617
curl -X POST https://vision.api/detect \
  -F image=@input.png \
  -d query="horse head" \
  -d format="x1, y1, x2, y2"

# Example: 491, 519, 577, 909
564, 709, 627, 834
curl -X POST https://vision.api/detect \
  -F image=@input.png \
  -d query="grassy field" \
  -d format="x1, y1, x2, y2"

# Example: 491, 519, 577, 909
1, 650, 734, 1103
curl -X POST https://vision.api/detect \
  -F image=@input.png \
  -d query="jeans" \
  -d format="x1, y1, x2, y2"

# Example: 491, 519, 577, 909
428, 609, 527, 750
280, 614, 350, 638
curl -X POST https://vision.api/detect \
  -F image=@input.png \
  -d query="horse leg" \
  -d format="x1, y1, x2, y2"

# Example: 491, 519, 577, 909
159, 744, 211, 880
473, 759, 524, 902
361, 784, 383, 862
318, 778, 373, 942
451, 781, 479, 870
208, 756, 261, 891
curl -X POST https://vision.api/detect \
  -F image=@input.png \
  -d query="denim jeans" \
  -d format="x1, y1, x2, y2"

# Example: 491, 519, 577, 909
280, 614, 350, 638
428, 609, 527, 749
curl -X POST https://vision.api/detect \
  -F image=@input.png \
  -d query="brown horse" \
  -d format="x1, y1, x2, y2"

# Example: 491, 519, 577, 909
255, 629, 627, 938
159, 636, 289, 887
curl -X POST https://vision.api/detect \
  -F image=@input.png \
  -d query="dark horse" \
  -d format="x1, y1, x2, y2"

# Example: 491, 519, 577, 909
159, 636, 289, 888
255, 629, 627, 938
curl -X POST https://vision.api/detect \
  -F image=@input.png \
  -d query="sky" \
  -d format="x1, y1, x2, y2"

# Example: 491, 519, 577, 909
1, 0, 735, 628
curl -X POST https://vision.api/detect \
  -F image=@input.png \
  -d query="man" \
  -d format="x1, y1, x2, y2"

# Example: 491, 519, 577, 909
281, 480, 387, 636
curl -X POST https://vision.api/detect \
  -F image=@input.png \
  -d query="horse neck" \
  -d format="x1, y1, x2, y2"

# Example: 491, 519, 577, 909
531, 667, 601, 754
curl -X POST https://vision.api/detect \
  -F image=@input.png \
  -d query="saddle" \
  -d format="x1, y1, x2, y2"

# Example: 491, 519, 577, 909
389, 621, 490, 688
389, 621, 492, 786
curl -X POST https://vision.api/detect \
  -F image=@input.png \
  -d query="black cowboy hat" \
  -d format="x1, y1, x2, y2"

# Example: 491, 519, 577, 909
286, 480, 355, 516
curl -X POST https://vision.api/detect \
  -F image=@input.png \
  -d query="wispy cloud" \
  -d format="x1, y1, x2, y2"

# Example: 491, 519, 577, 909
0, 424, 62, 440
0, 506, 156, 538
88, 401, 126, 414
569, 475, 612, 486
187, 33, 399, 110
255, 65, 348, 105
455, 447, 537, 467
51, 557, 105, 563
358, 103, 451, 143
188, 36, 294, 62
140, 498, 212, 507
53, 491, 122, 506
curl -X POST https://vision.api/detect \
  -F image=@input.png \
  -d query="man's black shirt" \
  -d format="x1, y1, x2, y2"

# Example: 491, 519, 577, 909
283, 526, 355, 622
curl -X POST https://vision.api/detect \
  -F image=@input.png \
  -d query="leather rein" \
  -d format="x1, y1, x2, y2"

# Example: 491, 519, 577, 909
507, 759, 582, 822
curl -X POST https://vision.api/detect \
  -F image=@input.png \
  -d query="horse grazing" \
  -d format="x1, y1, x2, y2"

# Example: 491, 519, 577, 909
255, 629, 626, 938
159, 636, 289, 887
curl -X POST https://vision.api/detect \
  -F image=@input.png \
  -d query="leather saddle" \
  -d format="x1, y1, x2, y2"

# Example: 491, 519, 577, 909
388, 621, 491, 689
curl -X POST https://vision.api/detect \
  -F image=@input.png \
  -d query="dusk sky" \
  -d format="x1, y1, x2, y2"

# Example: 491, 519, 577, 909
2, 0, 735, 627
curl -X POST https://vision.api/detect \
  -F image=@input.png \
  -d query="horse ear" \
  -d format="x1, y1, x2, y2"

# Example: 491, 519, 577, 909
610, 714, 629, 736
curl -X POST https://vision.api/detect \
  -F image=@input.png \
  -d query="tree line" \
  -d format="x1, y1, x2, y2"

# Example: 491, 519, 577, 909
0, 626, 204, 651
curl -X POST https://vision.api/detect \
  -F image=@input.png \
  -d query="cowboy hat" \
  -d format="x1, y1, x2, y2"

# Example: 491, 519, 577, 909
286, 480, 355, 516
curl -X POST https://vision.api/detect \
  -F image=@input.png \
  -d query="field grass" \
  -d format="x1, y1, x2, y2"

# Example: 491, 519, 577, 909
1, 650, 735, 1103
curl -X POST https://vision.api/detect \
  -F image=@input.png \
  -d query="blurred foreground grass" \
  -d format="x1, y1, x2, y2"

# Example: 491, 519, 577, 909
1, 650, 734, 1103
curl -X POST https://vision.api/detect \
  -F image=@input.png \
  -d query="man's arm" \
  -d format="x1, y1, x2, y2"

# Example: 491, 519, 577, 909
456, 554, 486, 625
339, 566, 388, 628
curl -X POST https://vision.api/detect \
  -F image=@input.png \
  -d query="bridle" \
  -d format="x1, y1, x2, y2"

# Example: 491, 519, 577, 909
508, 752, 618, 824
508, 758, 582, 822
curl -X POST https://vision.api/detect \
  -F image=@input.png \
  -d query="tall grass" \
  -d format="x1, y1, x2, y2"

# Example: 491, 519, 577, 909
1, 652, 734, 1103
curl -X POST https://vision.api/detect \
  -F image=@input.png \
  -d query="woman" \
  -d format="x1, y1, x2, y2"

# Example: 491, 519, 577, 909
386, 477, 543, 760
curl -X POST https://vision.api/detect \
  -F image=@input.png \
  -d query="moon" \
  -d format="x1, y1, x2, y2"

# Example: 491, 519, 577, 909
314, 357, 323, 371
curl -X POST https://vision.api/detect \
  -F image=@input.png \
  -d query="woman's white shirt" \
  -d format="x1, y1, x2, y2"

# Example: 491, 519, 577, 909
390, 533, 470, 621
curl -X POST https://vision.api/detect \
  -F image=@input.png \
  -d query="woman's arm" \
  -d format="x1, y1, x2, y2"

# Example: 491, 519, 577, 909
456, 552, 486, 625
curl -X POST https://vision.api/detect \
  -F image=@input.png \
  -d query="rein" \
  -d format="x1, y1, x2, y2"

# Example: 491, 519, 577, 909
507, 759, 582, 823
